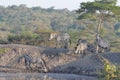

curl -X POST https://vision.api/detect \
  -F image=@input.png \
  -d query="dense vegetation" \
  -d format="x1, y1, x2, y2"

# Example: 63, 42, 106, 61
0, 4, 120, 51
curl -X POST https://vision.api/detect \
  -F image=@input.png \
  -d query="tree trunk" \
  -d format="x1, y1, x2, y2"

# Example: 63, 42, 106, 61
97, 18, 102, 33
96, 12, 103, 53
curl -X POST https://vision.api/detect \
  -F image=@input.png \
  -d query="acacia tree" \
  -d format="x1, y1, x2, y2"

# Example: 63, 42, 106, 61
77, 0, 120, 53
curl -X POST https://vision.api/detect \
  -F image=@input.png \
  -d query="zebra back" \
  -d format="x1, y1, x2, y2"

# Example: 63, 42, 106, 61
56, 33, 70, 41
98, 38, 110, 48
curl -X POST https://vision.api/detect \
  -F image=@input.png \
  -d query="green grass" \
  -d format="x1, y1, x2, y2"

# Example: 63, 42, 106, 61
0, 48, 9, 54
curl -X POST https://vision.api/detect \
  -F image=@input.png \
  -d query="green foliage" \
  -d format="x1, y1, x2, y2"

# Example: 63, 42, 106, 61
77, 13, 96, 20
8, 32, 40, 45
111, 6, 120, 15
0, 48, 9, 54
77, 0, 120, 20
68, 30, 80, 43
7, 31, 51, 46
77, 0, 120, 27
0, 5, 77, 34
95, 0, 117, 6
77, 1, 115, 14
0, 4, 119, 52
99, 59, 120, 80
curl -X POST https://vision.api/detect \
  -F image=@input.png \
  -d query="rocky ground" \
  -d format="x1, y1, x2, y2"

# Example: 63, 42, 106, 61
0, 44, 120, 79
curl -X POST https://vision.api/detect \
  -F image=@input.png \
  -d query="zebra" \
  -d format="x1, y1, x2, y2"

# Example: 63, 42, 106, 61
48, 32, 71, 49
96, 33, 110, 53
17, 55, 34, 70
17, 55, 48, 72
74, 39, 87, 57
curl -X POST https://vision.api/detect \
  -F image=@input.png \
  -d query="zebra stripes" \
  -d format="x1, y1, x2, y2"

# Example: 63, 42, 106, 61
49, 32, 71, 49
17, 55, 34, 70
17, 54, 48, 72
74, 39, 87, 57
96, 34, 110, 52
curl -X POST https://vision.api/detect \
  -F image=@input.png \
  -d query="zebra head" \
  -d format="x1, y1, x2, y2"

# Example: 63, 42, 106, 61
48, 33, 57, 40
74, 39, 87, 54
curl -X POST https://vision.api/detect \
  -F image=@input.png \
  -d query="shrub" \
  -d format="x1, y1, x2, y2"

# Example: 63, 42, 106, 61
99, 58, 120, 80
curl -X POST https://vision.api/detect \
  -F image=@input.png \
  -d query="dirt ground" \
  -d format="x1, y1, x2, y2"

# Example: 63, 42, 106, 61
0, 44, 120, 79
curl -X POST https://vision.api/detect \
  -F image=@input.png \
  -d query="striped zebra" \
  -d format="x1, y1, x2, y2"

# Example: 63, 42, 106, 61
17, 55, 33, 70
96, 34, 110, 53
17, 55, 48, 72
74, 39, 87, 57
49, 32, 71, 49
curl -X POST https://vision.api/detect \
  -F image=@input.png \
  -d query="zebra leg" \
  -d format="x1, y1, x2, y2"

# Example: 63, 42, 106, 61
64, 41, 68, 49
25, 60, 29, 70
83, 49, 86, 57
81, 50, 84, 58
57, 41, 62, 48
74, 48, 79, 54
60, 41, 64, 48
40, 57, 48, 72
25, 61, 32, 70
96, 45, 99, 54
79, 50, 84, 58
78, 50, 81, 54
55, 41, 58, 48
74, 47, 77, 54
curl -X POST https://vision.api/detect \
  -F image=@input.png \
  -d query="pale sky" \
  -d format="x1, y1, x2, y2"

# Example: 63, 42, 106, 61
0, 0, 120, 11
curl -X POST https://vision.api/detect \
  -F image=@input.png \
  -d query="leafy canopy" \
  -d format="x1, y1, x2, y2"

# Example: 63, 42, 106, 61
77, 0, 120, 19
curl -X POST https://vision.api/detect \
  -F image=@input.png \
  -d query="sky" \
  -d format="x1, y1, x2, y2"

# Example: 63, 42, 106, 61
0, 0, 120, 11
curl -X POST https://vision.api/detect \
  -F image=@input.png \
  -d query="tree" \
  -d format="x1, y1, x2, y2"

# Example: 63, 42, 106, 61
77, 0, 120, 53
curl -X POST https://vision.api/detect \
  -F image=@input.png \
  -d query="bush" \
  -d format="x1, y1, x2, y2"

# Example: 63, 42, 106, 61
98, 58, 120, 80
